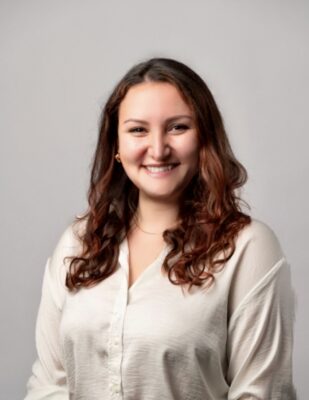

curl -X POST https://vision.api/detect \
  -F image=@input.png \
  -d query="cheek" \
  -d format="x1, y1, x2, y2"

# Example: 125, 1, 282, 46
119, 138, 145, 163
181, 138, 199, 163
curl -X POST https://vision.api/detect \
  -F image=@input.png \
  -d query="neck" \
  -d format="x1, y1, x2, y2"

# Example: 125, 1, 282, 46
134, 194, 180, 233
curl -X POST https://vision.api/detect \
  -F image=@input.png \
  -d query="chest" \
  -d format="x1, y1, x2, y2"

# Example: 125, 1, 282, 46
59, 265, 230, 397
127, 232, 166, 289
60, 261, 229, 354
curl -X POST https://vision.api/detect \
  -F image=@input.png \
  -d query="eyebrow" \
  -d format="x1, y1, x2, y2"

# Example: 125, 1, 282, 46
123, 115, 193, 124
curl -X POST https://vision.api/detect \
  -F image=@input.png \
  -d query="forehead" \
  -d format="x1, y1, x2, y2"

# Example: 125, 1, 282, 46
118, 81, 192, 119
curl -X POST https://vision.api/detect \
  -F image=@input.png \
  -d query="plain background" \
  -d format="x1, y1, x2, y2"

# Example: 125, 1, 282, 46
1, 0, 308, 398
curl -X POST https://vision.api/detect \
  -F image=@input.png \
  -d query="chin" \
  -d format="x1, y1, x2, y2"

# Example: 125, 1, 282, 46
142, 190, 181, 202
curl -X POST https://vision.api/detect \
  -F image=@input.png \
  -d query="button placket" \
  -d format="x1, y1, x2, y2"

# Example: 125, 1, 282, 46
107, 267, 129, 400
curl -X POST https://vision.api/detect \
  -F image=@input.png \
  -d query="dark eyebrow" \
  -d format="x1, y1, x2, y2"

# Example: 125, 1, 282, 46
123, 115, 193, 124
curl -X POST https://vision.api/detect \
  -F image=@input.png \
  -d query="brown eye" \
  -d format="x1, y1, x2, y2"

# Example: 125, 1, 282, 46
129, 127, 146, 134
170, 124, 189, 133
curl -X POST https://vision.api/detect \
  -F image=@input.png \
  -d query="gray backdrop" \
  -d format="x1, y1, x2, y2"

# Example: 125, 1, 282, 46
1, 1, 308, 398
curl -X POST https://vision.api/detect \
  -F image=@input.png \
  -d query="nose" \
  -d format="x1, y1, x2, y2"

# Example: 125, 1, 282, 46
148, 130, 171, 160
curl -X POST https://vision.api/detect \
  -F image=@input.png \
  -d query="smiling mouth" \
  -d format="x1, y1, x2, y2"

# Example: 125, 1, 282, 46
143, 164, 179, 173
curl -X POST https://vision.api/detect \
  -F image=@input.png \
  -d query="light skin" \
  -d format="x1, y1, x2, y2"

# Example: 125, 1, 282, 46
117, 81, 200, 234
116, 81, 201, 287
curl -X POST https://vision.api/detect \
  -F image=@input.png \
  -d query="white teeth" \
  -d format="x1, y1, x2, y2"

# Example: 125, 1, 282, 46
145, 165, 176, 173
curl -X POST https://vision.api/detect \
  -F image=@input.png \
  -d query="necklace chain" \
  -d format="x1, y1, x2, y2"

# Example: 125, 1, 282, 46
133, 213, 180, 235
133, 215, 163, 235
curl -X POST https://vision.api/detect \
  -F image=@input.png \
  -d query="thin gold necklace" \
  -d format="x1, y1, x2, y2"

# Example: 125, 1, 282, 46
133, 214, 179, 235
135, 222, 163, 235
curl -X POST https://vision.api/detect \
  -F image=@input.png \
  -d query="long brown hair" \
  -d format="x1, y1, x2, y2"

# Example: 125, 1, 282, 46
66, 57, 251, 292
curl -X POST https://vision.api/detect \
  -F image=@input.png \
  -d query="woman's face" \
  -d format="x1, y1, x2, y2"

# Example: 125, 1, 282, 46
117, 81, 199, 203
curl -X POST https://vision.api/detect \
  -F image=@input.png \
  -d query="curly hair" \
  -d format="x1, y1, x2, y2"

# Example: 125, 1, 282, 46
65, 57, 251, 293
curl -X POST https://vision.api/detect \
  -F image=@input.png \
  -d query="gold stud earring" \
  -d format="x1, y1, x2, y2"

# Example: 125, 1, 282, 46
115, 153, 121, 163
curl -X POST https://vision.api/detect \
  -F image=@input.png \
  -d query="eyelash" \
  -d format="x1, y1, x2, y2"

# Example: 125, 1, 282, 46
128, 124, 189, 134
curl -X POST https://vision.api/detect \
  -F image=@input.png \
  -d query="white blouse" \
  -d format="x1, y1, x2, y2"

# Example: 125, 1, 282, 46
25, 219, 296, 400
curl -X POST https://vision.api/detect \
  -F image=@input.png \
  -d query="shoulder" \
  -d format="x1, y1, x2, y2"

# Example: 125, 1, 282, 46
52, 221, 85, 266
46, 219, 86, 297
51, 218, 85, 263
227, 218, 288, 316
235, 217, 284, 265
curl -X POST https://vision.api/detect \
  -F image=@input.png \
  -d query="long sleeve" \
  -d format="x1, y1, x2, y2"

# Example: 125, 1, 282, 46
24, 225, 77, 400
226, 223, 296, 399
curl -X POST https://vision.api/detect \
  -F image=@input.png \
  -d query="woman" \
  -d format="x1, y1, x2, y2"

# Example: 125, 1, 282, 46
25, 58, 296, 399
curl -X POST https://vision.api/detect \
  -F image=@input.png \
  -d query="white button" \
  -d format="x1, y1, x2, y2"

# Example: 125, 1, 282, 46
109, 381, 121, 390
112, 383, 121, 393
